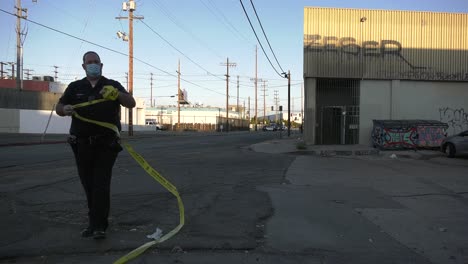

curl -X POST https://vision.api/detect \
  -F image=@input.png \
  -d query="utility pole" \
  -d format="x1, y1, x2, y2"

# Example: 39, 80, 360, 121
150, 72, 154, 107
243, 100, 245, 120
255, 46, 257, 130
15, 0, 28, 90
260, 80, 268, 124
0, 62, 8, 79
24, 68, 34, 80
237, 75, 239, 115
220, 57, 236, 132
274, 90, 279, 123
250, 77, 264, 124
248, 96, 250, 121
116, 0, 144, 136
9, 62, 16, 80
286, 71, 291, 137
53, 65, 59, 81
177, 60, 181, 129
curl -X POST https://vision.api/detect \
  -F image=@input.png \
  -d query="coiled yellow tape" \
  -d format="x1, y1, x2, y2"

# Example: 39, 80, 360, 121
71, 98, 185, 263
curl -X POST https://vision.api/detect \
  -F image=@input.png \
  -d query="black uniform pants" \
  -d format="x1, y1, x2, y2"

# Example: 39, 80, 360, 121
71, 137, 119, 231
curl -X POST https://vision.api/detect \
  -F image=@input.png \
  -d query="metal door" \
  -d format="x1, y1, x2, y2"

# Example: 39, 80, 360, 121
319, 106, 343, 144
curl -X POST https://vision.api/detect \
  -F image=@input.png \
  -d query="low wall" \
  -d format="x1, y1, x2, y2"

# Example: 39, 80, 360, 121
371, 120, 448, 150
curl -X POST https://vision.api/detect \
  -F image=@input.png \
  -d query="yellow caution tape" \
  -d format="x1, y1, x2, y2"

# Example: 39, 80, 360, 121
72, 98, 108, 109
114, 143, 185, 264
73, 112, 121, 137
69, 98, 184, 264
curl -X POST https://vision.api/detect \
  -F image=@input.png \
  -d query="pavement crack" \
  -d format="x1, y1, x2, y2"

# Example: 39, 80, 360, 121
0, 165, 18, 169
15, 176, 78, 194
391, 193, 457, 198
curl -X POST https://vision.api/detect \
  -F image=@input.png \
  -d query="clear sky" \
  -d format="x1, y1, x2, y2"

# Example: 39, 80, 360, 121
1, 0, 467, 111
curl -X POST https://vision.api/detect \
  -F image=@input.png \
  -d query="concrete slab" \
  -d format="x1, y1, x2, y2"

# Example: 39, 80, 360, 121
357, 198, 468, 264
259, 185, 430, 263
285, 156, 446, 196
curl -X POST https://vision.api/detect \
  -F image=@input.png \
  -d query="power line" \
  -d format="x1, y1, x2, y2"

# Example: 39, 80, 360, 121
152, 0, 223, 59
249, 0, 285, 73
0, 9, 129, 63
139, 20, 227, 83
139, 20, 253, 90
199, 0, 251, 43
0, 8, 228, 97
238, 0, 283, 78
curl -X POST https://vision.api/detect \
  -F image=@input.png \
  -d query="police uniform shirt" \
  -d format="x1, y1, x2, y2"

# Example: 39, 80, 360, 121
58, 77, 129, 137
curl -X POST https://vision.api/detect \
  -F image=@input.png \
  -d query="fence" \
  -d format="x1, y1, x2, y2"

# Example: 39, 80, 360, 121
0, 89, 61, 110
153, 114, 250, 132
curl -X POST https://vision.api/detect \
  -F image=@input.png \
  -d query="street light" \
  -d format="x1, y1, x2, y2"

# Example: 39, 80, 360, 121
116, 31, 128, 41
151, 94, 177, 108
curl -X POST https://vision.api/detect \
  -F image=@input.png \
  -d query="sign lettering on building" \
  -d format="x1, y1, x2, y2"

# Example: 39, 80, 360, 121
303, 8, 468, 81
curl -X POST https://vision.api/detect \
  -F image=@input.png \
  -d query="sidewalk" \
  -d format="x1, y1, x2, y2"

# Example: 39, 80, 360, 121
249, 136, 449, 160
250, 137, 380, 156
0, 133, 68, 147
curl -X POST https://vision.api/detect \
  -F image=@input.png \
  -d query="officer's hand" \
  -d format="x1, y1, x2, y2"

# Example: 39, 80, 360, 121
100, 85, 120, 101
63, 105, 74, 116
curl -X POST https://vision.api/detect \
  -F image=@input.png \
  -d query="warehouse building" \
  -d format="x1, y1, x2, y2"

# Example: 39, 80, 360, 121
303, 7, 468, 145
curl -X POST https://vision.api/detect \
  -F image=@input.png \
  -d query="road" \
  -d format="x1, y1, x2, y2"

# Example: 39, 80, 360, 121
0, 132, 300, 263
1, 131, 468, 264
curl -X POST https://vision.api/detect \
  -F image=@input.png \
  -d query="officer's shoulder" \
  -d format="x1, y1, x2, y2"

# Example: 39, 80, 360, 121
104, 78, 124, 88
67, 78, 87, 88
104, 77, 122, 86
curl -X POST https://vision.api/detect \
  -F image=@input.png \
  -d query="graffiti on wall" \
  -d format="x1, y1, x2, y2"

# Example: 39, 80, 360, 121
304, 34, 426, 69
417, 126, 446, 147
372, 126, 418, 149
439, 107, 468, 135
304, 35, 404, 58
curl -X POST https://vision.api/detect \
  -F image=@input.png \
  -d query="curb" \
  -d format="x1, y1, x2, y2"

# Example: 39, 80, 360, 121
0, 140, 67, 147
290, 149, 380, 156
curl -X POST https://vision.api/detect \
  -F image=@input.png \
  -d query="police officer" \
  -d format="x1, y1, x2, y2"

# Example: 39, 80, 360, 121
56, 51, 135, 239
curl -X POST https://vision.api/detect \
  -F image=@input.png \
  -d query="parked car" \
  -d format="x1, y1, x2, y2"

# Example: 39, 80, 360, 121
440, 130, 468, 158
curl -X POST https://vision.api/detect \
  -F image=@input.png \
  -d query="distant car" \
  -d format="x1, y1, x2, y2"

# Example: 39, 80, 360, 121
146, 121, 166, 131
155, 123, 165, 130
440, 130, 468, 158
262, 125, 277, 131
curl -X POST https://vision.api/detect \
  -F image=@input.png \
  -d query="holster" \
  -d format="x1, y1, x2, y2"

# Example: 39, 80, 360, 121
69, 135, 123, 153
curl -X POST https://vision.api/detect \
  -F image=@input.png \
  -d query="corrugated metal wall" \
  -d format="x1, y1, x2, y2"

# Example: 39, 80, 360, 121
0, 89, 60, 110
304, 7, 468, 81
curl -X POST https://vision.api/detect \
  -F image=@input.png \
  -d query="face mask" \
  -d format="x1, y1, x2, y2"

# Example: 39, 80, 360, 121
85, 63, 101, 78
